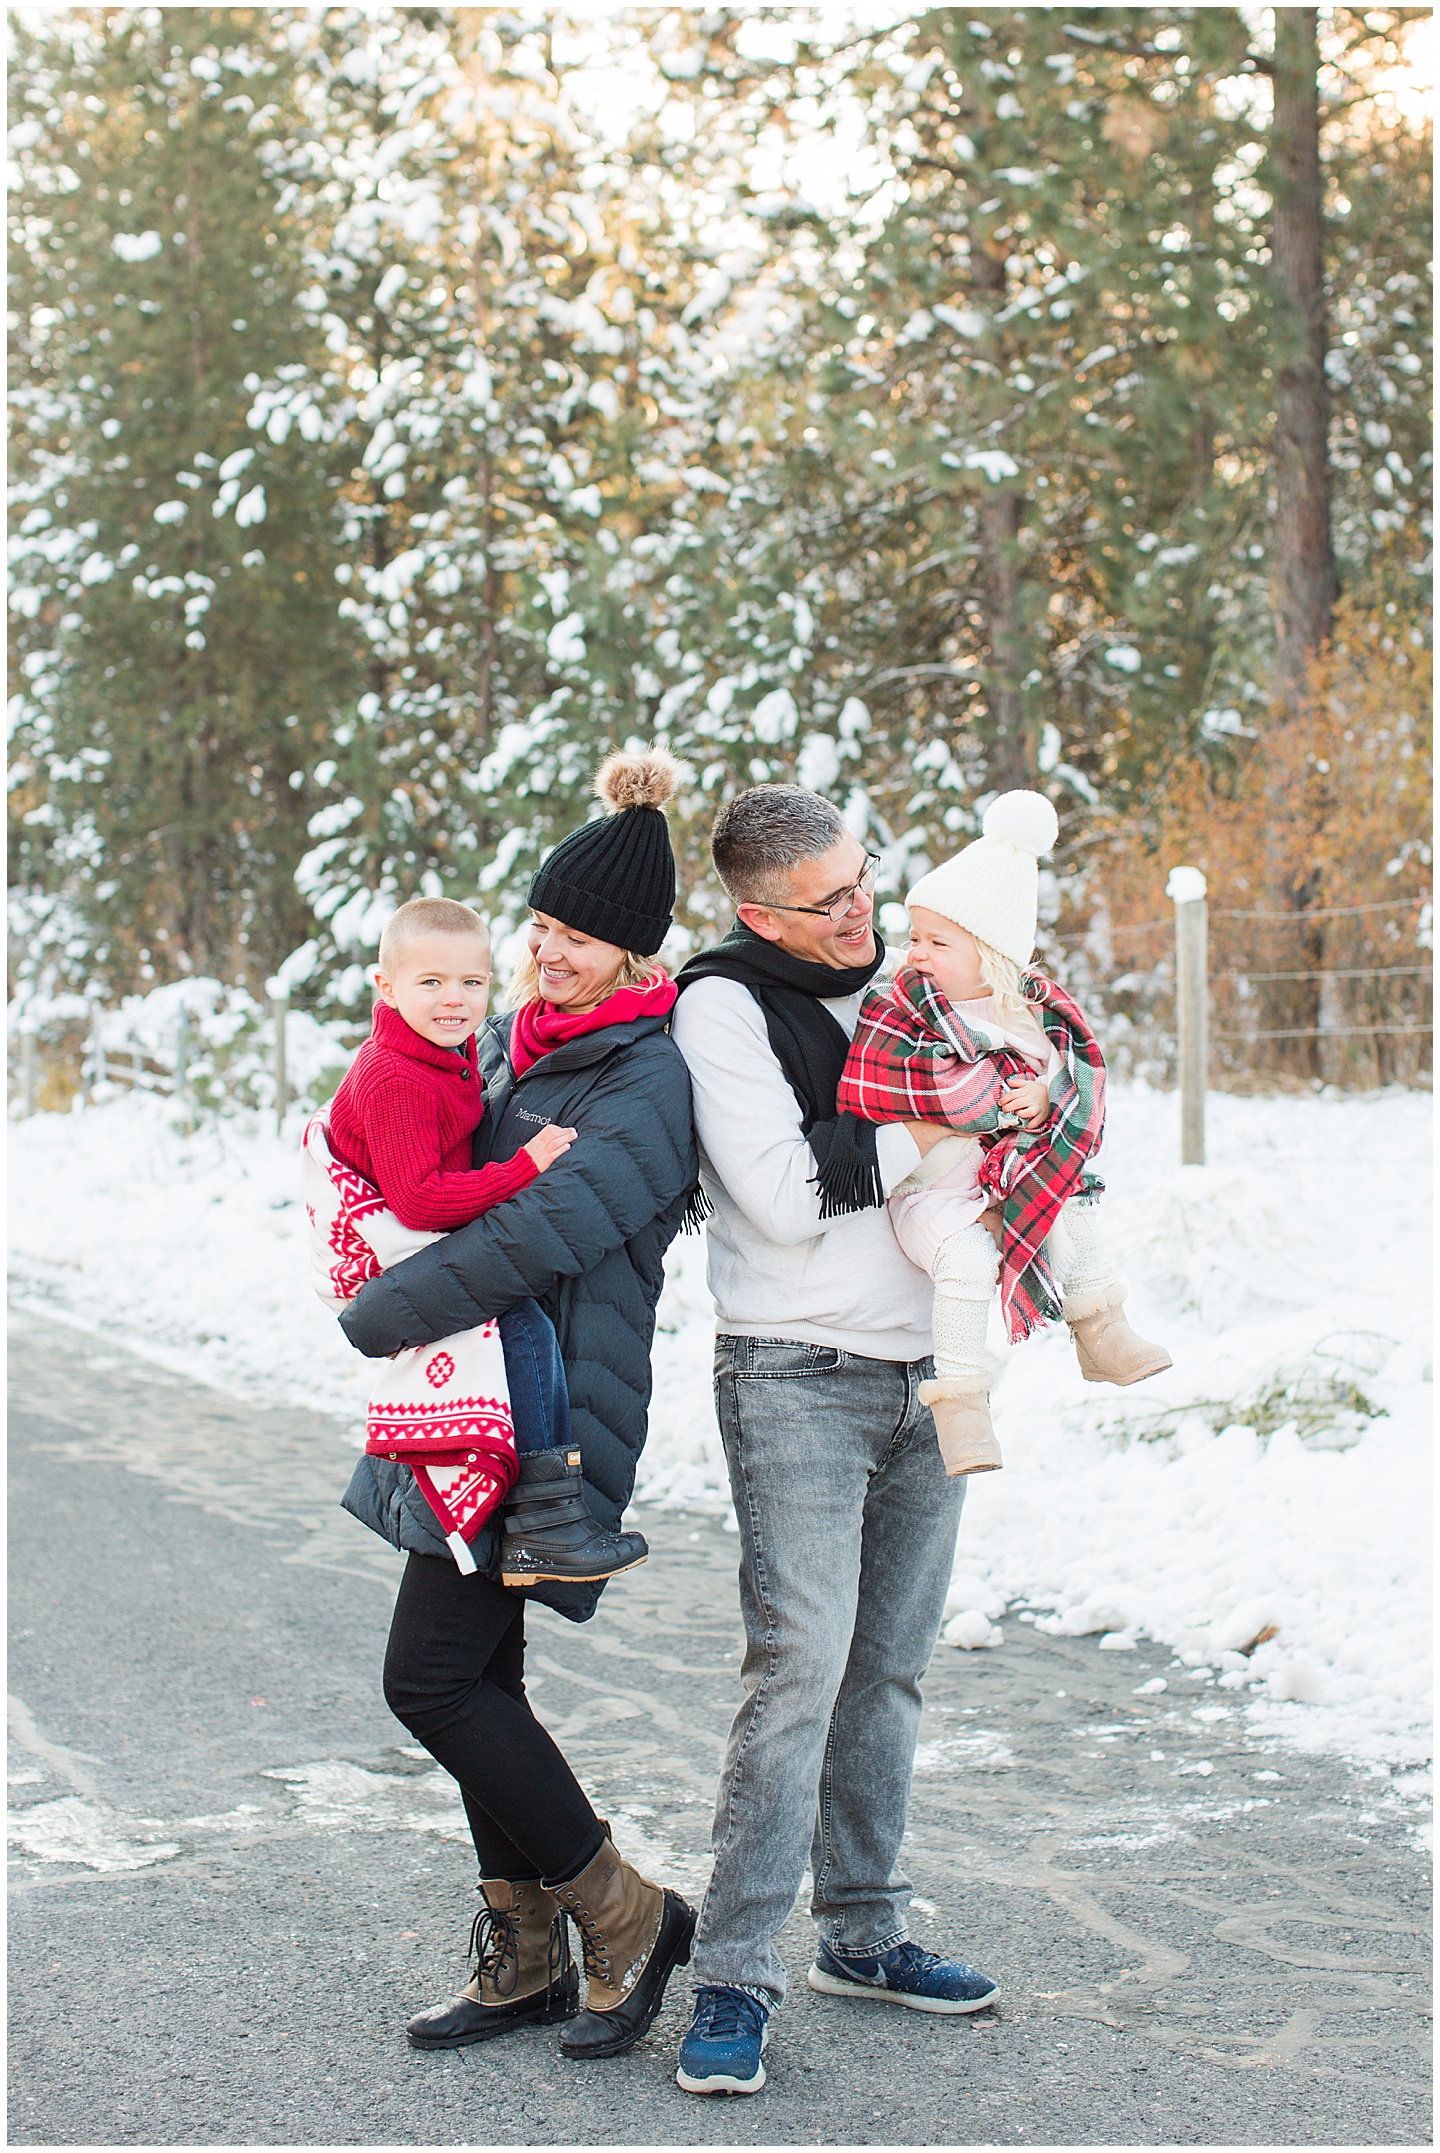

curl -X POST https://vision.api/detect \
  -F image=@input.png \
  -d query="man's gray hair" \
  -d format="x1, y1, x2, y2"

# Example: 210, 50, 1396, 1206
711, 785, 848, 905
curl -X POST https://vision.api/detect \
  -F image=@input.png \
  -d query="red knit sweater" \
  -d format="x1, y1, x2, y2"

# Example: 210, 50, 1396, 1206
327, 1001, 537, 1232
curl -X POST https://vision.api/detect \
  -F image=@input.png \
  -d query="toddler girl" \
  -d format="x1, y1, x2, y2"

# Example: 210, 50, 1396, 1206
838, 793, 1170, 1477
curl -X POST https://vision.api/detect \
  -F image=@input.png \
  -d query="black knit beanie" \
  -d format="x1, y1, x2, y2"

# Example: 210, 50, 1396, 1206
527, 748, 680, 956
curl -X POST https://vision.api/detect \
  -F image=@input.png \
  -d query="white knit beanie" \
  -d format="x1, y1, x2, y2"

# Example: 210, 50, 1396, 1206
906, 791, 1059, 966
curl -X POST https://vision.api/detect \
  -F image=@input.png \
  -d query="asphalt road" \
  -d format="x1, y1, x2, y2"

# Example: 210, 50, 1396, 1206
8, 1305, 1431, 2148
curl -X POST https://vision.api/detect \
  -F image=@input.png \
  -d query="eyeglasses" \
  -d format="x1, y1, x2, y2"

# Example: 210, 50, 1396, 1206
761, 853, 881, 924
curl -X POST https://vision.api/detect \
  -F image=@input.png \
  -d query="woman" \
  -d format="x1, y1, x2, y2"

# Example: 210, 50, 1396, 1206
339, 748, 698, 2059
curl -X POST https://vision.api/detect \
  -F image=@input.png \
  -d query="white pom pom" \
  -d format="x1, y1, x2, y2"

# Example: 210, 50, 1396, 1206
981, 790, 1058, 857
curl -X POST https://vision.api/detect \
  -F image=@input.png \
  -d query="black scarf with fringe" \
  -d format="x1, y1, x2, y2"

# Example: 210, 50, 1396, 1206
676, 921, 889, 1218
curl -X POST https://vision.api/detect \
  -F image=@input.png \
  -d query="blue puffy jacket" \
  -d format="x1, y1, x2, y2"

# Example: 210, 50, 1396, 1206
339, 1004, 696, 1621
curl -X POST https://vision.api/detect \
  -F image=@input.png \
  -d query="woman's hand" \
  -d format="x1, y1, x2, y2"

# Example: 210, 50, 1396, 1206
999, 1077, 1051, 1130
524, 1124, 578, 1172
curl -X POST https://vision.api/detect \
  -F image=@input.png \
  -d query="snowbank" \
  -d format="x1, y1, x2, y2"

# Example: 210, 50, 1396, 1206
8, 1082, 1431, 1769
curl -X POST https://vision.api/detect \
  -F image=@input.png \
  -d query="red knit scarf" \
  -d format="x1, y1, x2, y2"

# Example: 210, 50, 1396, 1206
509, 975, 677, 1074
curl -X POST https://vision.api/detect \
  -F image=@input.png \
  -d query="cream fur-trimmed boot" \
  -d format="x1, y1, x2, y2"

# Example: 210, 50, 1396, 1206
1065, 1284, 1172, 1386
926, 1225, 1004, 1475
918, 1377, 1004, 1476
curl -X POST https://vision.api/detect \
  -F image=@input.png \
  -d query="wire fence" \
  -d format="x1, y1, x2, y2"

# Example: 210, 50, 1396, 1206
8, 887, 1434, 1127
1041, 889, 1432, 1094
8, 981, 364, 1128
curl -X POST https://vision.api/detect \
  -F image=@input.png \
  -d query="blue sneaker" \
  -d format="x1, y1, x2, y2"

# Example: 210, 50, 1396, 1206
676, 1984, 770, 2095
808, 1936, 999, 2015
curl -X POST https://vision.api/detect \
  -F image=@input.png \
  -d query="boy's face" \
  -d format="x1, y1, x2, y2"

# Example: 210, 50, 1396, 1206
904, 906, 987, 1001
375, 930, 492, 1046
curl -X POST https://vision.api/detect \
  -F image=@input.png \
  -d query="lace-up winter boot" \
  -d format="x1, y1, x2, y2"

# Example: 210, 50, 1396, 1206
405, 1878, 578, 2049
1065, 1285, 1173, 1387
549, 1833, 697, 2058
499, 1448, 649, 1588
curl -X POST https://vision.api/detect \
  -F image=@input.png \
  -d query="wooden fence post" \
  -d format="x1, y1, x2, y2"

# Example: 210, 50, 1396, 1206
1167, 865, 1208, 1165
88, 1000, 106, 1103
175, 1006, 191, 1130
269, 983, 289, 1134
20, 1026, 37, 1118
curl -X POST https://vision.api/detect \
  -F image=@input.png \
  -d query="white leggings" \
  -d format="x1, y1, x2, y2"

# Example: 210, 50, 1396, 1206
931, 1197, 1116, 1380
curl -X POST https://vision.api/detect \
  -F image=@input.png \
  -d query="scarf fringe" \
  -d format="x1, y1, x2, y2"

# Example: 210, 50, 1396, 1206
814, 1156, 887, 1220
1010, 1267, 1065, 1341
681, 1180, 713, 1234
809, 1109, 885, 1220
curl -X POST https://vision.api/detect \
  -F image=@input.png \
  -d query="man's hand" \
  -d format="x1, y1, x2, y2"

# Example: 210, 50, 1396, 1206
900, 1118, 956, 1156
523, 1124, 578, 1172
999, 1077, 1051, 1131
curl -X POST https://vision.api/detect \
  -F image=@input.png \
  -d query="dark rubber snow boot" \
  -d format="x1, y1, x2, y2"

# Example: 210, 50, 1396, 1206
549, 1833, 697, 2059
405, 1877, 578, 2049
499, 1447, 648, 1588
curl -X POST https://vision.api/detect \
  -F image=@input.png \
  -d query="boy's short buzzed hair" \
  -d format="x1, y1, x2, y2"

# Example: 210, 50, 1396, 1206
378, 896, 490, 975
711, 785, 848, 905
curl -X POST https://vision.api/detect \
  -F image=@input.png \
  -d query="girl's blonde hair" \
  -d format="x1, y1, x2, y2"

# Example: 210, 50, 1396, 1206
504, 942, 666, 1011
973, 933, 1039, 1035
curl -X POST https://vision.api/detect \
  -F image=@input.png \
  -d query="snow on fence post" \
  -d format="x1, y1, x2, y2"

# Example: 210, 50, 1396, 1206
1167, 865, 1208, 1166
268, 980, 289, 1134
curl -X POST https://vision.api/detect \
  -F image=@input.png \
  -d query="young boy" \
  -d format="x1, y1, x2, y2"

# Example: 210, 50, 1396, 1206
838, 793, 1171, 1478
310, 895, 646, 1584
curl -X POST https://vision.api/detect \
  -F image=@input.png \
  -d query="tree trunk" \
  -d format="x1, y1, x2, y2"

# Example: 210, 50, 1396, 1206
977, 484, 1031, 792
970, 236, 1033, 792
1269, 6, 1335, 707
1262, 11, 1338, 1073
469, 220, 495, 757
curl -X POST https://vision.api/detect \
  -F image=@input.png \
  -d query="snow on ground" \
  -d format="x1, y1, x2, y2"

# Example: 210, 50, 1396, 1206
8, 1081, 1432, 1774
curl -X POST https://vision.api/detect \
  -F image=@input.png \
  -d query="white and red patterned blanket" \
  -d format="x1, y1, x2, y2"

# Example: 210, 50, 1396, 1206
302, 1112, 517, 1571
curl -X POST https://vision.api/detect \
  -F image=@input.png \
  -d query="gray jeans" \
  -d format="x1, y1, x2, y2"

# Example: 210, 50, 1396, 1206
693, 1336, 966, 2007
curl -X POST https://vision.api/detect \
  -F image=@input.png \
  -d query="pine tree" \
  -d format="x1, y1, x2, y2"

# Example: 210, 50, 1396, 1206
9, 6, 1427, 1017
630, 5, 1428, 916
1315, 9, 1431, 627
615, 9, 1278, 888
8, 8, 349, 995
247, 6, 724, 999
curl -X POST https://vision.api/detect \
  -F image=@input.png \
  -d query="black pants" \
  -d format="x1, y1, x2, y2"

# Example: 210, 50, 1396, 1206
383, 1553, 602, 1882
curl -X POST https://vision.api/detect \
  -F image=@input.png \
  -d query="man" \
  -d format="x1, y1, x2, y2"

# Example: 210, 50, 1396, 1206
669, 786, 998, 2096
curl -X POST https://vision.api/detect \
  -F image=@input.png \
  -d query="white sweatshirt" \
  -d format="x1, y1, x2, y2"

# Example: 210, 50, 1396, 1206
671, 975, 933, 1363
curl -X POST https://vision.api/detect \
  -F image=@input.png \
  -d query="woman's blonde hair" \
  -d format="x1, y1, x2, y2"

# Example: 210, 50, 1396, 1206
504, 942, 666, 1011
973, 934, 1039, 1035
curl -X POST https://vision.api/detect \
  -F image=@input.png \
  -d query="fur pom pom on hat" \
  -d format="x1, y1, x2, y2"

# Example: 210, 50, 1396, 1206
528, 747, 679, 955
594, 746, 681, 814
906, 789, 1058, 966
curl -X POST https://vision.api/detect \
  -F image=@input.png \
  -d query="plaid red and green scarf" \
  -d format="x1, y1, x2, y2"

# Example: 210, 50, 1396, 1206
837, 969, 1107, 1341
